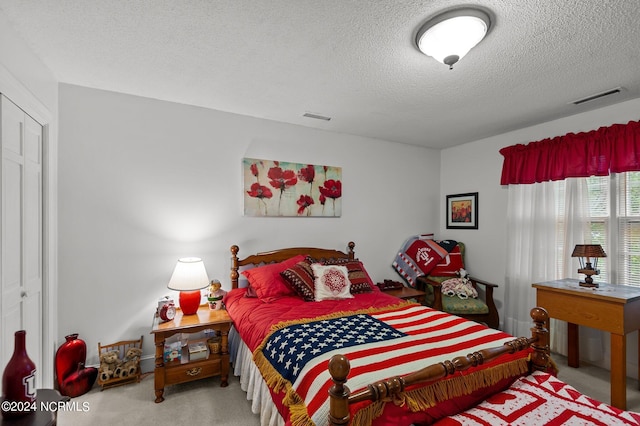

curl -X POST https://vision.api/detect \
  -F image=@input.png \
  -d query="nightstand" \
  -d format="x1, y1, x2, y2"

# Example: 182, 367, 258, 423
151, 305, 232, 403
382, 286, 426, 304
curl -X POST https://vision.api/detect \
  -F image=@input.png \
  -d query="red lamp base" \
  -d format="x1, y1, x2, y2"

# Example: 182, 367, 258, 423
179, 290, 202, 315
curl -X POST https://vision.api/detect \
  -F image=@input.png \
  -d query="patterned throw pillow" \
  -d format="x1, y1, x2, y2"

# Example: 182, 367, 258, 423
317, 258, 374, 294
280, 259, 315, 301
311, 264, 353, 301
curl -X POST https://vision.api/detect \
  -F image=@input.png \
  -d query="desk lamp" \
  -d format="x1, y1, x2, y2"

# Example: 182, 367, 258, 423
167, 257, 209, 315
571, 244, 606, 288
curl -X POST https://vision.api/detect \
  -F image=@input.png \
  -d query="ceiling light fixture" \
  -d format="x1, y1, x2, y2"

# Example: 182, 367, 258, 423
415, 7, 492, 70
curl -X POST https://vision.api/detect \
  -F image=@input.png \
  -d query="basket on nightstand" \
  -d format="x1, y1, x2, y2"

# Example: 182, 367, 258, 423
97, 336, 143, 390
207, 336, 221, 354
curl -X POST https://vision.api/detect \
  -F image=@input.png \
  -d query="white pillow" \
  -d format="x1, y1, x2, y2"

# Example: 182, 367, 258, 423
311, 263, 353, 301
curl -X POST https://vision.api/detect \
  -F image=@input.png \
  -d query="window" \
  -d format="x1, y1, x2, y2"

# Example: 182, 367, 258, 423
616, 172, 640, 285
583, 172, 640, 286
554, 172, 640, 285
585, 175, 609, 282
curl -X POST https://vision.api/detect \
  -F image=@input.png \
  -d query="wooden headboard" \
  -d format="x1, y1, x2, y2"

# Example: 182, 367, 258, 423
229, 242, 356, 289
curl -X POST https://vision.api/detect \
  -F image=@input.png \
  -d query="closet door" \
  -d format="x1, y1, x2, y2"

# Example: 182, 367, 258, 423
1, 95, 43, 386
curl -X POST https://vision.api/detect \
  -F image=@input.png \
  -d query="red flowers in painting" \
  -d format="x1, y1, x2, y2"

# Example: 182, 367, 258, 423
246, 182, 272, 199
246, 161, 273, 215
452, 201, 471, 222
244, 159, 341, 216
268, 167, 298, 191
297, 195, 314, 215
298, 165, 315, 184
319, 179, 342, 199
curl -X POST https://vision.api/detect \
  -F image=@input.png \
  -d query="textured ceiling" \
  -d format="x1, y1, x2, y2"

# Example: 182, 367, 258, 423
1, 0, 639, 149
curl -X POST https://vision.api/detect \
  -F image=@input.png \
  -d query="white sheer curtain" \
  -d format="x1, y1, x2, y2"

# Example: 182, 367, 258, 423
503, 181, 558, 338
504, 178, 601, 358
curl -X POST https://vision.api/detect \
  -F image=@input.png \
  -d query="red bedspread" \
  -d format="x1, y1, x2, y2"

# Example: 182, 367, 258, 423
225, 287, 403, 352
225, 288, 530, 426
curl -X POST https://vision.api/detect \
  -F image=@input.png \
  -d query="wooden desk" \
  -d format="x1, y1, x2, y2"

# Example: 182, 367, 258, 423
532, 278, 640, 410
151, 306, 231, 403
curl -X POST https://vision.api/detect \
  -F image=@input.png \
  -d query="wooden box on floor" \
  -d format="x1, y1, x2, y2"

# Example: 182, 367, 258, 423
97, 336, 144, 390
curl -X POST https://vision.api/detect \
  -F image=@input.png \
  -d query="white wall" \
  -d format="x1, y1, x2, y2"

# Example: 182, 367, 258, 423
0, 10, 58, 387
440, 96, 640, 375
58, 84, 441, 366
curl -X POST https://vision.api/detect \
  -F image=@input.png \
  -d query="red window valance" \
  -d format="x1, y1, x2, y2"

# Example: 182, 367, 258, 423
499, 119, 640, 185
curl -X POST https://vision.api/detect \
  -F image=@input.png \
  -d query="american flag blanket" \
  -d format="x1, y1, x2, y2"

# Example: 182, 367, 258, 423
392, 236, 459, 287
252, 304, 531, 426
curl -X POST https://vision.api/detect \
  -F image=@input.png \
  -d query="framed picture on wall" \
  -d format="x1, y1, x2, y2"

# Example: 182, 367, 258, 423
242, 157, 342, 217
446, 192, 478, 229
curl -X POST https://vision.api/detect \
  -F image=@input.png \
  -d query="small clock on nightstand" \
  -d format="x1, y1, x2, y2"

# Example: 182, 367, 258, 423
157, 297, 176, 322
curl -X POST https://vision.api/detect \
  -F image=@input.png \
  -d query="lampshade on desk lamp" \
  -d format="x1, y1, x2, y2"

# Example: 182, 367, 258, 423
571, 244, 607, 288
167, 257, 209, 315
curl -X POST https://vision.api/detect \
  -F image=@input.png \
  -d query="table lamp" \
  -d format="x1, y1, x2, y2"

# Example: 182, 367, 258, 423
167, 257, 209, 315
571, 244, 606, 288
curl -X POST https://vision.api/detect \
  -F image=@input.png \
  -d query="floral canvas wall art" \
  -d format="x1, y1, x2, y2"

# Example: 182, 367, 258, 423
243, 158, 342, 217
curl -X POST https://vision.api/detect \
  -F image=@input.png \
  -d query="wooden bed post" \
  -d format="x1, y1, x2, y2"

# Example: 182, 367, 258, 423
230, 245, 240, 289
529, 306, 550, 371
347, 241, 355, 260
328, 355, 351, 426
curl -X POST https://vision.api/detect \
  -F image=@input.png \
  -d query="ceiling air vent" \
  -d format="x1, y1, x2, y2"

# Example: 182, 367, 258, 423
303, 112, 331, 121
571, 87, 622, 105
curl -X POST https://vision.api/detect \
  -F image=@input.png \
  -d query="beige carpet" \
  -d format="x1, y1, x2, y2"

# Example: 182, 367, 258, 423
553, 353, 640, 413
57, 372, 261, 426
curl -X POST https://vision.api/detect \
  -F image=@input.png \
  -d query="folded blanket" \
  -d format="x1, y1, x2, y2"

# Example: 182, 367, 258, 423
392, 236, 457, 287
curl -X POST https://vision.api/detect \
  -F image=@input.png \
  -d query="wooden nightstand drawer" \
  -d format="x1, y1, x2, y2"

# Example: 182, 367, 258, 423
165, 357, 222, 385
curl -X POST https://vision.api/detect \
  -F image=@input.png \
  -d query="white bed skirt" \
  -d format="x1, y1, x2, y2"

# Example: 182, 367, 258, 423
230, 326, 285, 426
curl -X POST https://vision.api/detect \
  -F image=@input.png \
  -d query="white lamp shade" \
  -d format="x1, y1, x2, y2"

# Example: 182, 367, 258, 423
167, 257, 210, 291
416, 9, 490, 67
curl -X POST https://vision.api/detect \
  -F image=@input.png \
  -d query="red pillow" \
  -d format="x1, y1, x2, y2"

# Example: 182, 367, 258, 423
280, 258, 315, 301
244, 284, 258, 298
241, 255, 306, 301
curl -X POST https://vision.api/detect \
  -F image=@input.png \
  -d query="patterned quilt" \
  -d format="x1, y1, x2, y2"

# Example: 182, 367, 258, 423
252, 304, 531, 426
434, 370, 640, 425
392, 236, 459, 287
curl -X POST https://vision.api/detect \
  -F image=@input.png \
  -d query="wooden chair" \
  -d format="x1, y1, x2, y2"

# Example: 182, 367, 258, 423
415, 242, 499, 329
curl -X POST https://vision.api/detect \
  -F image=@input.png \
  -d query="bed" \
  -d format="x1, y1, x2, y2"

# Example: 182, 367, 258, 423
224, 242, 637, 426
